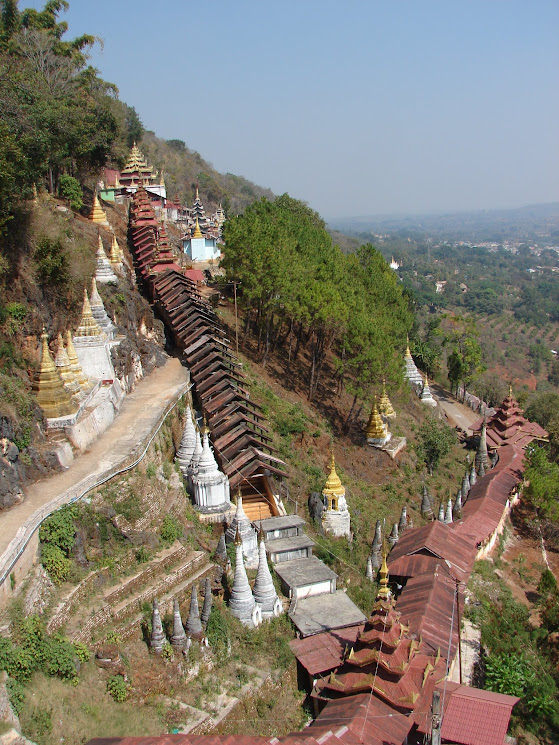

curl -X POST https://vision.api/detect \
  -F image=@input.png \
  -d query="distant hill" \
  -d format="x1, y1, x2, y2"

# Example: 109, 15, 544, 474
328, 202, 559, 244
139, 132, 275, 217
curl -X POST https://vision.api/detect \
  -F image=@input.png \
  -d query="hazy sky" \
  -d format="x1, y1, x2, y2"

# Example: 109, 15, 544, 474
24, 0, 559, 218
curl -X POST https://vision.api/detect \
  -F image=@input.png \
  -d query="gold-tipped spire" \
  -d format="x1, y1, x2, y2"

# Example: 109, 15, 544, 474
377, 546, 391, 601
234, 523, 242, 547
323, 449, 345, 496
74, 288, 103, 338
89, 194, 109, 226
201, 414, 210, 435
192, 217, 203, 239
32, 330, 78, 419
365, 397, 387, 440
508, 383, 513, 398
235, 486, 242, 505
405, 335, 411, 357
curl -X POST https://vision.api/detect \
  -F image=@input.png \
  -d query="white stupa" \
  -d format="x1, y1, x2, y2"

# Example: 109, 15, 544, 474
95, 234, 118, 284
190, 424, 232, 514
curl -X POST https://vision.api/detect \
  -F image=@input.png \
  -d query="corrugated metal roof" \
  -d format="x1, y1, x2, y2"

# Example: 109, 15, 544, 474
440, 684, 519, 745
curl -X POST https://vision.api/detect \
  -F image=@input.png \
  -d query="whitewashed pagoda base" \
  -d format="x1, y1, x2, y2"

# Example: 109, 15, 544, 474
194, 502, 235, 525
367, 432, 392, 448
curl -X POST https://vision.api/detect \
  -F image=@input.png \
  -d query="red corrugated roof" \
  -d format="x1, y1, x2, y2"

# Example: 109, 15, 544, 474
290, 625, 364, 675
184, 269, 206, 283
440, 684, 519, 745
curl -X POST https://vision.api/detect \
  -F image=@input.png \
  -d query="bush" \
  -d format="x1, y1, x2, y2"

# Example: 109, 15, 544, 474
206, 606, 230, 663
6, 677, 25, 716
72, 641, 90, 663
34, 235, 68, 287
39, 505, 76, 555
58, 175, 83, 211
160, 515, 182, 543
40, 543, 71, 585
106, 674, 128, 702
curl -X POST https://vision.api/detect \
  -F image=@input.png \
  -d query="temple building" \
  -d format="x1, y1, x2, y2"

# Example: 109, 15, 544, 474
99, 143, 166, 206
321, 452, 351, 539
182, 217, 220, 262
311, 553, 448, 719
472, 386, 548, 451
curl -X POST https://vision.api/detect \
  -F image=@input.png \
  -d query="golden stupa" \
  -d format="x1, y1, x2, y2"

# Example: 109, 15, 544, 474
365, 397, 388, 440
109, 234, 123, 266
376, 547, 392, 601
74, 288, 104, 338
322, 450, 345, 498
54, 333, 80, 396
379, 378, 396, 418
32, 331, 78, 419
192, 217, 203, 239
89, 194, 109, 226
65, 330, 91, 391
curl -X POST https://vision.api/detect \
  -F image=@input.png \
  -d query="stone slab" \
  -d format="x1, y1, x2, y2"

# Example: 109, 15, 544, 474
274, 557, 337, 588
289, 590, 367, 637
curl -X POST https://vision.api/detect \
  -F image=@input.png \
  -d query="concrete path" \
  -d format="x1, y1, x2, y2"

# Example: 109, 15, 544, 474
430, 383, 480, 434
0, 358, 189, 559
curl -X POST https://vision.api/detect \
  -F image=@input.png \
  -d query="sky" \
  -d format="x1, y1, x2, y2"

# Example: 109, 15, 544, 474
23, 0, 559, 218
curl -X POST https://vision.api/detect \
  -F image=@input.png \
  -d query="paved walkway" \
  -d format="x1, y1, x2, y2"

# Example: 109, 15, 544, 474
430, 383, 480, 434
0, 358, 189, 560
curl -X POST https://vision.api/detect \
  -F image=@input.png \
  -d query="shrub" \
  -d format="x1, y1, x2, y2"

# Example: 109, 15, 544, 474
538, 568, 558, 597
160, 515, 182, 543
146, 463, 156, 478
35, 235, 68, 287
40, 543, 71, 585
72, 641, 90, 663
58, 175, 83, 211
106, 674, 128, 702
6, 677, 25, 716
39, 505, 76, 555
206, 606, 230, 663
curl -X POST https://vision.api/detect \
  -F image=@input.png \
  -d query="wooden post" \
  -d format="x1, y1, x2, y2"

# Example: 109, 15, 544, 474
431, 689, 441, 745
233, 280, 239, 358
456, 578, 463, 685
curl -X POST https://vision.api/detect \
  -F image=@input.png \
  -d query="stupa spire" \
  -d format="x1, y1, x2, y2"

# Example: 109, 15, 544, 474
170, 598, 187, 651
229, 526, 259, 626
185, 585, 203, 636
176, 405, 197, 476
150, 598, 165, 654
365, 397, 388, 440
421, 484, 434, 520
95, 234, 117, 284
192, 217, 203, 239
377, 548, 391, 601
65, 329, 91, 391
323, 450, 345, 496
475, 418, 490, 472
379, 377, 396, 418
54, 332, 80, 397
74, 288, 104, 338
89, 194, 109, 226
252, 531, 281, 618
201, 577, 212, 626
90, 278, 115, 338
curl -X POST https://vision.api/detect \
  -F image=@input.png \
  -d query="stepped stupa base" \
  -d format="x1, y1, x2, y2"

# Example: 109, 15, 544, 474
367, 432, 392, 448
382, 436, 407, 459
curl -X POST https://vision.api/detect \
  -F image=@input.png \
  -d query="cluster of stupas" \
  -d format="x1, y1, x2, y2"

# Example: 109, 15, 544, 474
181, 188, 222, 262
89, 193, 125, 282
227, 523, 282, 627
32, 282, 121, 428
225, 490, 258, 566
175, 405, 233, 517
366, 506, 410, 579
150, 579, 213, 655
404, 340, 437, 407
320, 452, 351, 539
364, 379, 406, 457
